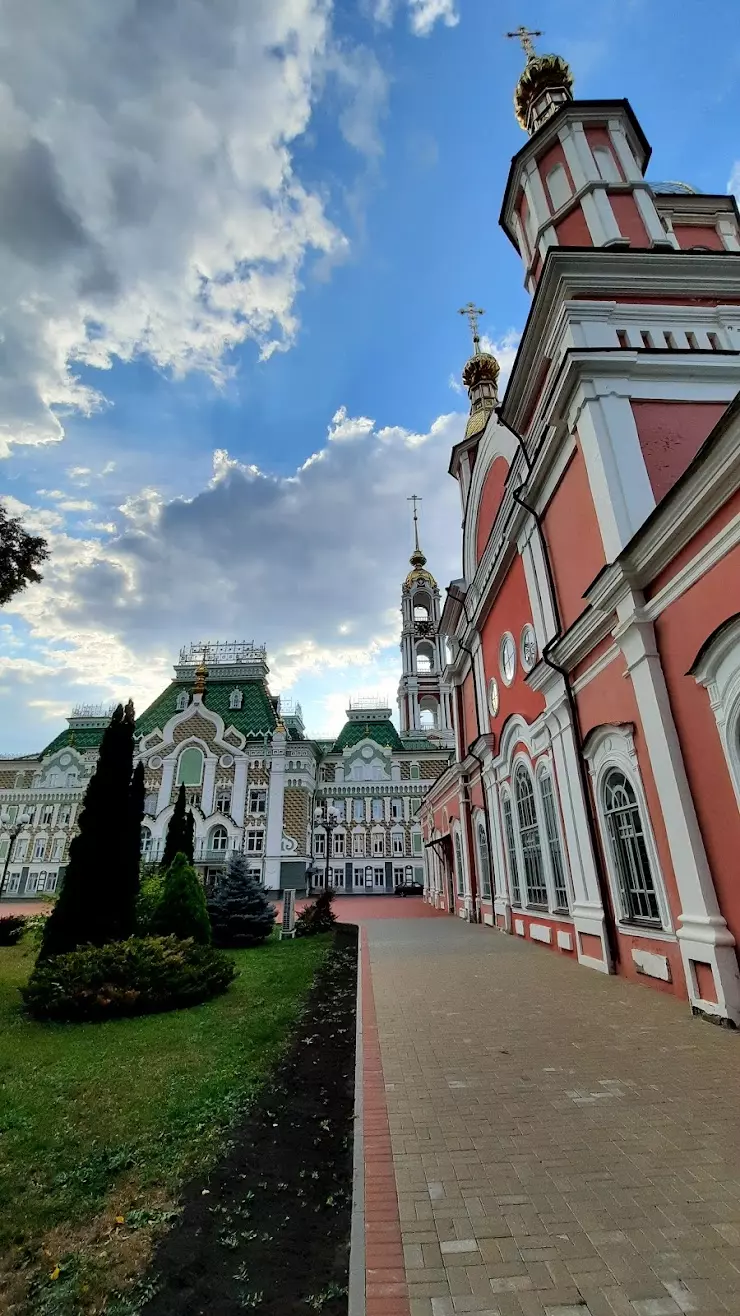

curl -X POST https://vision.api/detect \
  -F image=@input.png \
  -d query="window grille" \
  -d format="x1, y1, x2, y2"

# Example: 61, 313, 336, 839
539, 773, 569, 910
477, 821, 492, 899
602, 769, 660, 921
514, 766, 548, 906
502, 793, 521, 906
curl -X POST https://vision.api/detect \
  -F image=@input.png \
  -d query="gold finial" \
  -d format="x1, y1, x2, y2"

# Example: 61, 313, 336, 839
505, 25, 543, 61
459, 303, 485, 356
193, 648, 208, 695
274, 717, 287, 734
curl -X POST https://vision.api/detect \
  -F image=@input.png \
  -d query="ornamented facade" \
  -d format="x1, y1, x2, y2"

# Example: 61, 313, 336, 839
419, 39, 740, 1023
1, 549, 451, 898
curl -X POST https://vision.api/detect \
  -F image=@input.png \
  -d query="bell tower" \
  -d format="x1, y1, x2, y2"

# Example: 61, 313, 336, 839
397, 497, 454, 746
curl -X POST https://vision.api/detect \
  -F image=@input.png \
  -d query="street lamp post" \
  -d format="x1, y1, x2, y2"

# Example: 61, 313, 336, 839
0, 813, 32, 903
312, 803, 340, 894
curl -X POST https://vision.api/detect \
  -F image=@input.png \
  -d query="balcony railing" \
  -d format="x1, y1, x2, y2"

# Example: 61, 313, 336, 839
141, 838, 261, 865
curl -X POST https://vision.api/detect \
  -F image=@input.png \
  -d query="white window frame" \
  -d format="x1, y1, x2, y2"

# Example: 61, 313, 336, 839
248, 789, 267, 815
41, 805, 54, 826
215, 788, 232, 815
500, 787, 522, 907
353, 798, 365, 823
33, 837, 47, 861
410, 762, 420, 780
246, 829, 264, 854
332, 831, 345, 858
512, 759, 549, 908
352, 831, 365, 857
390, 798, 403, 820
51, 836, 64, 861
210, 825, 229, 852
59, 806, 71, 826
584, 724, 671, 932
313, 831, 326, 857
692, 616, 740, 812
411, 830, 423, 856
536, 761, 572, 913
453, 825, 465, 896
372, 832, 385, 857
176, 690, 188, 711
392, 831, 405, 856
474, 812, 492, 901
229, 688, 243, 710
545, 161, 572, 211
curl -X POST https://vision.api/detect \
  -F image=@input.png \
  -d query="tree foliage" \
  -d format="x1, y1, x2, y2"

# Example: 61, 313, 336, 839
40, 702, 143, 959
152, 852, 211, 945
0, 500, 49, 608
295, 888, 337, 938
162, 783, 194, 869
207, 851, 276, 948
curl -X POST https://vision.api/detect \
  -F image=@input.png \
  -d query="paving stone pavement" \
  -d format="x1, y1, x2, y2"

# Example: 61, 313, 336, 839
364, 916, 740, 1316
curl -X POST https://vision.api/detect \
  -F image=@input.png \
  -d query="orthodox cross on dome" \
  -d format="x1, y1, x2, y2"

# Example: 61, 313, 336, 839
505, 25, 543, 60
193, 646, 208, 695
407, 494, 422, 552
459, 302, 485, 355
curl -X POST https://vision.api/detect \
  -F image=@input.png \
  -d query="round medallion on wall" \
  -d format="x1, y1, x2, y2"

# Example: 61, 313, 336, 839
59, 753, 71, 767
148, 755, 163, 770
520, 623, 538, 673
219, 753, 235, 768
487, 677, 500, 719
361, 746, 374, 760
499, 632, 517, 687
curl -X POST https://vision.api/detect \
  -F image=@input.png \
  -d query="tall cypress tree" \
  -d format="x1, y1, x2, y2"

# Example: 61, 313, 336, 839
162, 783, 188, 871
184, 807, 195, 864
123, 758, 146, 935
41, 702, 140, 958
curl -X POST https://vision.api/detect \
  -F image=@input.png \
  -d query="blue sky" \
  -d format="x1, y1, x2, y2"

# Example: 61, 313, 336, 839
1, 0, 738, 752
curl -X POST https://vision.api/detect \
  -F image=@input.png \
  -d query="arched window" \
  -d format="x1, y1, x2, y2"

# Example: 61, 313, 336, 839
538, 771, 570, 910
177, 746, 204, 786
593, 145, 620, 183
410, 762, 420, 780
546, 162, 572, 210
416, 642, 434, 674
414, 603, 430, 622
476, 820, 492, 900
140, 826, 153, 858
514, 765, 548, 906
501, 793, 521, 906
210, 825, 228, 852
229, 688, 243, 710
602, 769, 660, 921
176, 690, 188, 711
454, 830, 465, 896
144, 792, 158, 816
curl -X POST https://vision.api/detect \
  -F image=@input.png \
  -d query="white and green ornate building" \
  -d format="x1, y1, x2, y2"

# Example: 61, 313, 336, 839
0, 545, 452, 898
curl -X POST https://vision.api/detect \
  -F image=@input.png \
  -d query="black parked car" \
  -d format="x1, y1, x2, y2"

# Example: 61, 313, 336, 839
394, 880, 423, 897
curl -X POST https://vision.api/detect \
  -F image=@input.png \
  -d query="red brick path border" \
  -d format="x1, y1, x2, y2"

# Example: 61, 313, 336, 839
360, 929, 410, 1316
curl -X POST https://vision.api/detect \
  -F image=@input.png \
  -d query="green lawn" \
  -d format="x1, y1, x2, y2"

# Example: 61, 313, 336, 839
0, 933, 330, 1312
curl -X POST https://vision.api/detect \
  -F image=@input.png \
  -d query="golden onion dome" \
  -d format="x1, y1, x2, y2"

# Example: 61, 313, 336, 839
404, 547, 436, 589
514, 52, 574, 132
462, 351, 500, 391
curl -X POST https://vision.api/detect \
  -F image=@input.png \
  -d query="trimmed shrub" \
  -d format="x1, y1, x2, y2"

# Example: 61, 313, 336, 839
0, 914, 26, 946
151, 852, 211, 944
295, 888, 337, 938
136, 868, 165, 934
22, 935, 236, 1022
207, 852, 276, 948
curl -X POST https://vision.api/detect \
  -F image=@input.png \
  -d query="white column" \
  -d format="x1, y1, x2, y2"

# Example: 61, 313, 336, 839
607, 119, 643, 183
617, 611, 740, 1023
201, 757, 216, 817
157, 757, 176, 814
581, 189, 622, 245
571, 386, 656, 559
633, 187, 670, 245
557, 124, 590, 189
264, 730, 287, 891
231, 758, 248, 826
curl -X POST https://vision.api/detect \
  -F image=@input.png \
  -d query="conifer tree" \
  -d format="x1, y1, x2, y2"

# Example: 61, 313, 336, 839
124, 760, 146, 931
41, 702, 141, 958
152, 851, 211, 944
184, 807, 195, 864
162, 783, 188, 871
207, 852, 276, 948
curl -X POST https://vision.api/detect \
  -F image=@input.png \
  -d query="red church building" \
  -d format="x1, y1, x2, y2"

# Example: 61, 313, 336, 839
420, 39, 740, 1025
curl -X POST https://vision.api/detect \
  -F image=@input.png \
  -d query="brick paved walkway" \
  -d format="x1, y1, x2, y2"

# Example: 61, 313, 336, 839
363, 916, 740, 1316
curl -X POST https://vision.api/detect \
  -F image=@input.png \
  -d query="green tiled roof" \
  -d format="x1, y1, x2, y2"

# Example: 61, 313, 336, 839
331, 718, 404, 753
41, 726, 106, 757
136, 680, 278, 741
401, 738, 442, 752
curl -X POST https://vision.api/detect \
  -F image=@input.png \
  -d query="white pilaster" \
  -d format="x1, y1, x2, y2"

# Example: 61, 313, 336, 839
633, 187, 670, 245
581, 188, 622, 245
571, 385, 656, 559
616, 610, 740, 1023
201, 756, 216, 817
607, 119, 642, 183
157, 757, 175, 814
264, 730, 287, 891
231, 758, 248, 826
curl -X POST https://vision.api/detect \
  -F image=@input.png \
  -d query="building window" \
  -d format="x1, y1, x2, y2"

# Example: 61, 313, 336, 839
353, 798, 365, 822
33, 838, 47, 861
210, 825, 229, 852
248, 789, 267, 814
51, 837, 64, 860
59, 806, 71, 826
332, 799, 345, 822
246, 830, 264, 854
229, 688, 243, 710
390, 798, 403, 820
454, 830, 465, 896
371, 798, 383, 822
42, 805, 54, 825
0, 839, 8, 861
314, 831, 326, 857
176, 690, 189, 711
602, 769, 660, 922
141, 826, 153, 858
539, 771, 569, 910
144, 792, 158, 816
216, 789, 232, 815
14, 837, 28, 861
37, 871, 48, 892
333, 832, 345, 857
372, 833, 385, 856
412, 831, 423, 855
5, 805, 18, 825
392, 833, 404, 855
374, 867, 385, 888
247, 866, 262, 882
416, 642, 434, 674
593, 144, 621, 183
514, 765, 548, 906
352, 832, 365, 856
353, 866, 364, 886
332, 867, 345, 888
7, 872, 20, 894
410, 762, 420, 780
177, 746, 204, 786
393, 865, 404, 887
26, 872, 38, 895
476, 821, 492, 900
410, 797, 421, 816
545, 162, 572, 210
501, 793, 522, 906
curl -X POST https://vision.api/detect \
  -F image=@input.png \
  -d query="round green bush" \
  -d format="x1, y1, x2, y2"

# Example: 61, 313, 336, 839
22, 935, 237, 1022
